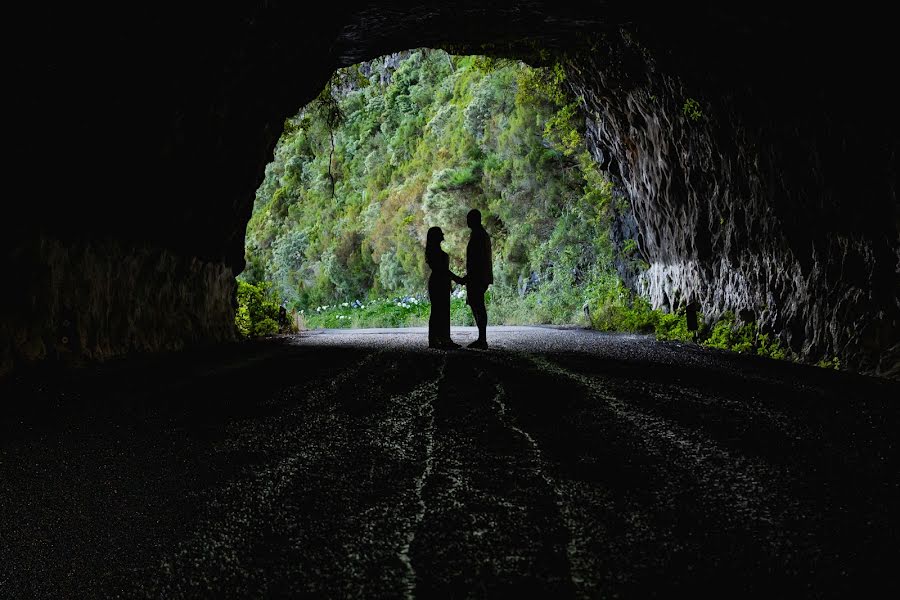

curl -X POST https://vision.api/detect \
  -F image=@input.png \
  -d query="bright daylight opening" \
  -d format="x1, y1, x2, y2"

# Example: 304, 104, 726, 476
237, 49, 650, 337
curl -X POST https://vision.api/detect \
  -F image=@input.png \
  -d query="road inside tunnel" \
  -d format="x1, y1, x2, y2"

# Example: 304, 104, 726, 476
1, 327, 897, 598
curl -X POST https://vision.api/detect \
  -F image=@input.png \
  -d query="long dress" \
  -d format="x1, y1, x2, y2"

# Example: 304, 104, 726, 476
427, 249, 452, 346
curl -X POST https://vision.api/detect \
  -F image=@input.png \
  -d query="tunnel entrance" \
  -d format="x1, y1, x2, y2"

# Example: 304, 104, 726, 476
6, 4, 896, 378
238, 50, 644, 334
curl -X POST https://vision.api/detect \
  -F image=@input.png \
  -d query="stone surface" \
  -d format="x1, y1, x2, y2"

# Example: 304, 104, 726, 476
2, 238, 236, 376
564, 23, 899, 375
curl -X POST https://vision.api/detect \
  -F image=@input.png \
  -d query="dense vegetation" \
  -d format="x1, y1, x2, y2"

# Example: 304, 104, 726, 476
238, 50, 819, 366
242, 50, 638, 327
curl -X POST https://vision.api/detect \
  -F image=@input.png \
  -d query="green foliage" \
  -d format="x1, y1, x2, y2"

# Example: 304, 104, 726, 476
683, 97, 703, 122
244, 49, 621, 324
581, 274, 695, 341
300, 293, 474, 329
756, 333, 789, 361
235, 280, 281, 338
705, 312, 748, 351
702, 311, 795, 361
654, 311, 694, 342
471, 56, 516, 74
543, 102, 583, 157
816, 356, 841, 370
515, 62, 569, 106
585, 275, 658, 333
269, 229, 308, 306
692, 311, 840, 369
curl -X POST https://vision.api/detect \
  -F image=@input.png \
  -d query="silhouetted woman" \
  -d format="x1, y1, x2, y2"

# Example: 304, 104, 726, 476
425, 226, 463, 349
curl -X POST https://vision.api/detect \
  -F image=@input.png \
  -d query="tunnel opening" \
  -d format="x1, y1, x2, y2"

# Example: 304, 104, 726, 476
238, 49, 646, 335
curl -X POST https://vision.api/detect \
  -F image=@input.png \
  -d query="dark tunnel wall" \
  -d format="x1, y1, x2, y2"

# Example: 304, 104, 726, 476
5, 2, 898, 377
563, 17, 899, 375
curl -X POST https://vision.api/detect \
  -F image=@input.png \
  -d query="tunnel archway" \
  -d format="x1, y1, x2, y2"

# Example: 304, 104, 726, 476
8, 2, 898, 377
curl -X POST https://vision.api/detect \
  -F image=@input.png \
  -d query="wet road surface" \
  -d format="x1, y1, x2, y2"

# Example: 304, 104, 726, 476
1, 326, 897, 598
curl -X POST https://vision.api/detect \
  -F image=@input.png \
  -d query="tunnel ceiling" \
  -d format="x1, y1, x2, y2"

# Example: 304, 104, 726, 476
7, 2, 898, 377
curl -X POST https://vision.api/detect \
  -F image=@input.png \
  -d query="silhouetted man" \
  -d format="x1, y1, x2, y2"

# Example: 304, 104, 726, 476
462, 209, 492, 348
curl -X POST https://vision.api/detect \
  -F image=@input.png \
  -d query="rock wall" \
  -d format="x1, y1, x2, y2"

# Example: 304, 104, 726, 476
5, 5, 334, 378
2, 238, 237, 376
565, 24, 899, 376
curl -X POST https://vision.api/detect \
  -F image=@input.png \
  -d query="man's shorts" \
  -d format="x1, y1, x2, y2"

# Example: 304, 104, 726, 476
466, 284, 488, 310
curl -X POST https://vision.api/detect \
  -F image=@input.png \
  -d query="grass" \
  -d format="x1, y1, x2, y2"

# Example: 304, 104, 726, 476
300, 292, 475, 329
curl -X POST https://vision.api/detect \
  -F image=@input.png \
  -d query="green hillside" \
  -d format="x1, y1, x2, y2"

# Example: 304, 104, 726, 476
242, 50, 644, 329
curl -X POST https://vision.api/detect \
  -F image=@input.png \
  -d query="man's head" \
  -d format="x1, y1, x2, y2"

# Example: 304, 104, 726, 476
466, 209, 482, 229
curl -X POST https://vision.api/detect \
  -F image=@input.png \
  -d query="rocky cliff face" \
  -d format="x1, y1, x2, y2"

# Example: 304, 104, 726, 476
565, 24, 899, 376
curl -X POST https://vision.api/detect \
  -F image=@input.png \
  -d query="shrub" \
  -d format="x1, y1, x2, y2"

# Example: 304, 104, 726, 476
586, 275, 657, 333
235, 280, 282, 338
816, 356, 841, 370
654, 310, 694, 341
756, 333, 789, 360
683, 98, 703, 121
703, 311, 793, 361
704, 311, 739, 350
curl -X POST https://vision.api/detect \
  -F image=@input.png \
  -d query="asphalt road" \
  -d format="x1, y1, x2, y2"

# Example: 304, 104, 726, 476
1, 326, 897, 598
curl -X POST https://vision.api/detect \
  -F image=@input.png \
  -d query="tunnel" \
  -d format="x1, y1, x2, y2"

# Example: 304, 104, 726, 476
4, 4, 900, 595
5, 1, 898, 378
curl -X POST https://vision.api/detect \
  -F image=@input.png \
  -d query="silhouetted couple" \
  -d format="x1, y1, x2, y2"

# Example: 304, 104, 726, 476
425, 209, 492, 349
